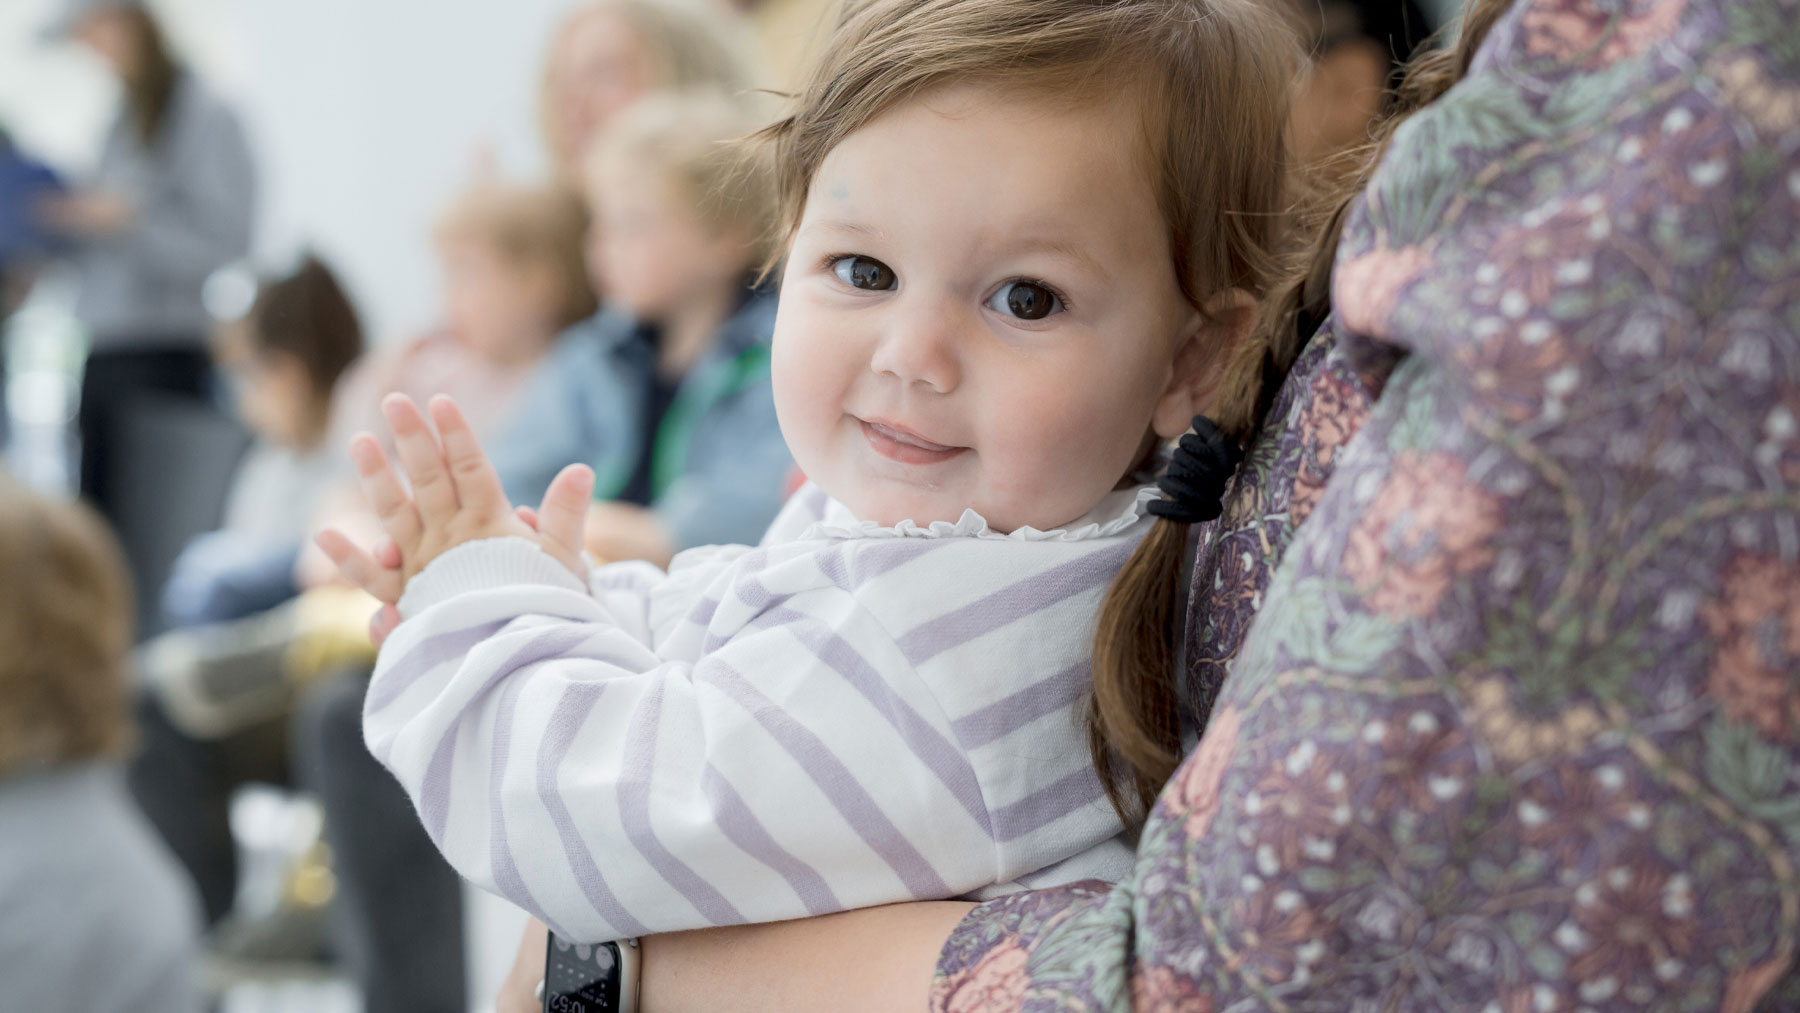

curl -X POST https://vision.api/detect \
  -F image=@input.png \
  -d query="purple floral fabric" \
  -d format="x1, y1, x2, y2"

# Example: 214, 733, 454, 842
931, 0, 1800, 1008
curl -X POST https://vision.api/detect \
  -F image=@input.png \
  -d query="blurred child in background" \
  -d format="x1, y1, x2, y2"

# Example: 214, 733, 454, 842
488, 89, 791, 567
1282, 0, 1431, 182
296, 180, 595, 587
158, 256, 362, 632
0, 473, 201, 1013
129, 180, 592, 1011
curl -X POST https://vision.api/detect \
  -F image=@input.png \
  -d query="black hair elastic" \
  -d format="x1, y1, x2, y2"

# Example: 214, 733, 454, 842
1146, 415, 1244, 525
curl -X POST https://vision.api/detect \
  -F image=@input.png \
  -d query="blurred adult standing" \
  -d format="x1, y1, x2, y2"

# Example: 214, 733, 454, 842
37, 0, 254, 526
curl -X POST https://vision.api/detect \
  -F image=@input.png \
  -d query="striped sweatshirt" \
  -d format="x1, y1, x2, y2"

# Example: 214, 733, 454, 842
365, 482, 1158, 943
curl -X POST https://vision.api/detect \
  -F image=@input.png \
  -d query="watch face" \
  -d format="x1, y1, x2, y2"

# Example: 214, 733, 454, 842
544, 935, 622, 1012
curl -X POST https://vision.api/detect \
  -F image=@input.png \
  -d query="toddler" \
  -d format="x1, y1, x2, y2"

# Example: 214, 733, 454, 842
324, 0, 1303, 944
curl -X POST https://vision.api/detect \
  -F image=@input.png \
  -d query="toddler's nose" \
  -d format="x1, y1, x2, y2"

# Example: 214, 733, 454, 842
869, 304, 962, 394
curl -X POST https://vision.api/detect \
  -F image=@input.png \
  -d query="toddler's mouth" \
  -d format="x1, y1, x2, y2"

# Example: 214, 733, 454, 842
859, 418, 967, 465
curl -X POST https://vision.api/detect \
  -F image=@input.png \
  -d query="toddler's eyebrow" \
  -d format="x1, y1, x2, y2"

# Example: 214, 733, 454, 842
1002, 233, 1109, 282
799, 219, 888, 244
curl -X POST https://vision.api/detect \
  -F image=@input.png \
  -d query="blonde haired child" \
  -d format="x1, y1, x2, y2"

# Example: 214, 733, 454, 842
324, 0, 1306, 946
488, 88, 789, 566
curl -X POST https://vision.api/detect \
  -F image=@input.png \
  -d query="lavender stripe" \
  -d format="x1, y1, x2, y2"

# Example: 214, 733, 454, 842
616, 681, 747, 925
368, 619, 510, 712
814, 539, 955, 590
731, 568, 783, 609
895, 541, 1134, 666
537, 683, 651, 938
766, 604, 993, 837
991, 767, 1106, 843
686, 595, 720, 630
415, 627, 595, 858
949, 661, 1090, 750
702, 661, 954, 897
698, 762, 844, 915
704, 574, 797, 652
795, 484, 829, 523
419, 731, 458, 845
487, 673, 550, 923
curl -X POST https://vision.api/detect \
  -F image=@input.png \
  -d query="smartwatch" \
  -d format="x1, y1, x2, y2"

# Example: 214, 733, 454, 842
539, 933, 640, 1013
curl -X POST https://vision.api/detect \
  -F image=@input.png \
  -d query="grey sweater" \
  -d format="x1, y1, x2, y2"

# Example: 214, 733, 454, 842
73, 73, 256, 348
0, 763, 202, 1013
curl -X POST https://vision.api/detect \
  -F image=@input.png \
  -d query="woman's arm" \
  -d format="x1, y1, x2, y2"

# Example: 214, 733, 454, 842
496, 906, 974, 1013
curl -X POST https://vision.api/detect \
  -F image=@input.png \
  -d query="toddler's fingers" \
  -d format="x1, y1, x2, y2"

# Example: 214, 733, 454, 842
515, 505, 539, 530
369, 604, 401, 649
536, 464, 594, 557
373, 534, 401, 570
429, 395, 508, 519
382, 394, 458, 522
350, 435, 422, 552
315, 528, 403, 604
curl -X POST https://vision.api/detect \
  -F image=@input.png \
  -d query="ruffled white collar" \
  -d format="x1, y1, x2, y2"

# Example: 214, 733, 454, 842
800, 483, 1161, 544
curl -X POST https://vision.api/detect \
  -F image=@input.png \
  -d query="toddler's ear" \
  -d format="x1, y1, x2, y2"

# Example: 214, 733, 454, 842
1152, 289, 1258, 439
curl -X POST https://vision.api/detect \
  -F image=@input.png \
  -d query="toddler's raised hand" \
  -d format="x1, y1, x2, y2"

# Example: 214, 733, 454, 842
316, 394, 595, 607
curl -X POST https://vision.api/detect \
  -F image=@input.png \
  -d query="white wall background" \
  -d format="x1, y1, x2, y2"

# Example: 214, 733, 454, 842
2, 0, 576, 342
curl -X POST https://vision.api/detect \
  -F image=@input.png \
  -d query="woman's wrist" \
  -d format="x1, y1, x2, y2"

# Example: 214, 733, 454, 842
638, 902, 975, 1013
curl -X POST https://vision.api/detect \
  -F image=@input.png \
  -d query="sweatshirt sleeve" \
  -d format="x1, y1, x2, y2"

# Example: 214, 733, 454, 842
365, 537, 998, 943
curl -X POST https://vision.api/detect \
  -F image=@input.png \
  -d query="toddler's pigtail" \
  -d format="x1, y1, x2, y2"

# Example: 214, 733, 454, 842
1090, 518, 1192, 819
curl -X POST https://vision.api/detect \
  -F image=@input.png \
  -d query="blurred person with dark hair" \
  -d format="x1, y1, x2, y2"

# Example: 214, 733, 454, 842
156, 255, 364, 631
35, 0, 255, 528
1283, 0, 1434, 179
0, 472, 202, 1013
125, 256, 366, 987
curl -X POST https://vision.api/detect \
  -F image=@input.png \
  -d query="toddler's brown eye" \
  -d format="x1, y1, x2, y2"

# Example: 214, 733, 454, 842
832, 255, 896, 290
990, 280, 1062, 320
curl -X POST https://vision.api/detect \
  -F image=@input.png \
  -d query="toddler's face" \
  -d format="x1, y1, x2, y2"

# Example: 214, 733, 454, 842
773, 85, 1207, 533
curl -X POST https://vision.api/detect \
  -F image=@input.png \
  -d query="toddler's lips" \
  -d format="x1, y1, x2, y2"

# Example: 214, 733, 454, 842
860, 419, 967, 465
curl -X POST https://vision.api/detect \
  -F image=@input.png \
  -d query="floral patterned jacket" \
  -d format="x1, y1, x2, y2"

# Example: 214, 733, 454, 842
931, 0, 1800, 1007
